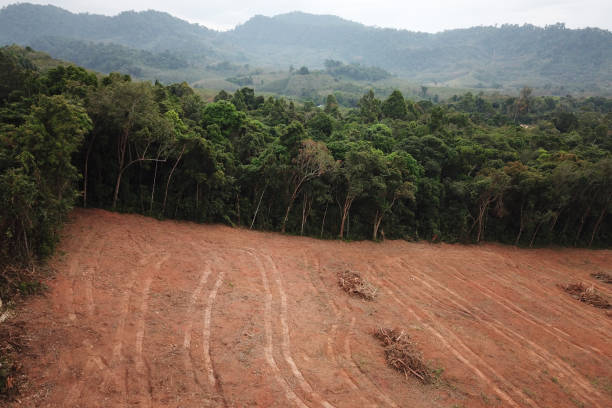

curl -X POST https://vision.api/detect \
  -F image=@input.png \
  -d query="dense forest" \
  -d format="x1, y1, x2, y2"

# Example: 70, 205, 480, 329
1, 4, 611, 93
2, 46, 611, 294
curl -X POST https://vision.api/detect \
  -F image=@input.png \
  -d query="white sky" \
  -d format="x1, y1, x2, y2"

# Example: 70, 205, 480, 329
1, 1, 611, 32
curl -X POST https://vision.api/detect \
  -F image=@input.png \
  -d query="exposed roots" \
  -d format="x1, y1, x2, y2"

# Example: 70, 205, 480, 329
591, 272, 612, 284
372, 327, 433, 384
559, 282, 611, 309
337, 270, 377, 301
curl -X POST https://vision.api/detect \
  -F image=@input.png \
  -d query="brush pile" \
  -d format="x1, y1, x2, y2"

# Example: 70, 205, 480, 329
337, 270, 377, 300
590, 272, 612, 284
560, 282, 611, 309
373, 327, 432, 384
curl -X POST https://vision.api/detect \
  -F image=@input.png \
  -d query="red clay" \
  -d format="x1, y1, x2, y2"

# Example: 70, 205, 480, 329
8, 209, 612, 407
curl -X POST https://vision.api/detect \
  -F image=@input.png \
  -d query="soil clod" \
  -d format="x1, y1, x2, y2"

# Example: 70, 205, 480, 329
337, 270, 377, 300
560, 282, 611, 309
372, 327, 433, 384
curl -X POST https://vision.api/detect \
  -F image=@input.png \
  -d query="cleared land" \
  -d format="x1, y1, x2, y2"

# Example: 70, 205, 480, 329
7, 209, 612, 407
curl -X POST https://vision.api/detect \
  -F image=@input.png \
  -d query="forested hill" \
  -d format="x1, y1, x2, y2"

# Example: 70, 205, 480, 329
230, 13, 612, 89
1, 3, 612, 92
0, 3, 223, 55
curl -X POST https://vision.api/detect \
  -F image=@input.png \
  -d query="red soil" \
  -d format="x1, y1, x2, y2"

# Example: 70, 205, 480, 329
7, 209, 612, 407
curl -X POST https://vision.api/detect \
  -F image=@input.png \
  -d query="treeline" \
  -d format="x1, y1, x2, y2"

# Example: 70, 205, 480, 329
28, 37, 189, 76
324, 60, 391, 81
2, 47, 612, 278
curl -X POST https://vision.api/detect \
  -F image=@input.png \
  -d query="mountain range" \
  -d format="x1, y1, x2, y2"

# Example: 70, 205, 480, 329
1, 3, 611, 93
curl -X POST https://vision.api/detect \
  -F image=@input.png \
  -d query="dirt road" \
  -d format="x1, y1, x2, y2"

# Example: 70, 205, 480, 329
9, 209, 612, 407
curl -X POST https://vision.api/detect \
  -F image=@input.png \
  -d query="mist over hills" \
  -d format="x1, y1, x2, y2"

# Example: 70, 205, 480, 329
1, 3, 611, 93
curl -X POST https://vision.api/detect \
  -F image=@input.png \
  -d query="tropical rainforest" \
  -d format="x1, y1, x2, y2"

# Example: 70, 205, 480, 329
2, 44, 611, 298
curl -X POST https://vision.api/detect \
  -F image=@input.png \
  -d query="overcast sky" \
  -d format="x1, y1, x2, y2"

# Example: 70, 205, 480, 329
2, 1, 611, 32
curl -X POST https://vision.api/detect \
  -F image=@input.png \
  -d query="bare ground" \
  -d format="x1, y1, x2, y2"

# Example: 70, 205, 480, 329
6, 209, 612, 407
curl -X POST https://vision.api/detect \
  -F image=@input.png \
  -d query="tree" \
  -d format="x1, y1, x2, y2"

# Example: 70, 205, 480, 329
324, 94, 339, 118
359, 90, 381, 124
1, 95, 91, 261
281, 140, 335, 233
382, 90, 407, 120
470, 168, 510, 242
87, 78, 170, 209
368, 151, 420, 240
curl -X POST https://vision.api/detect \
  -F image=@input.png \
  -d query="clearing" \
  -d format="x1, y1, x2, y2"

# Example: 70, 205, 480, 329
6, 209, 612, 407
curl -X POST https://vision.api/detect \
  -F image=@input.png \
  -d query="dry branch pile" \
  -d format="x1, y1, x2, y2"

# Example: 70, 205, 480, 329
591, 272, 612, 284
373, 327, 433, 384
560, 282, 611, 309
337, 270, 377, 300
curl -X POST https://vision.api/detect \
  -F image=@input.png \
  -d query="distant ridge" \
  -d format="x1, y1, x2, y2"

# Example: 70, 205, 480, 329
1, 3, 611, 91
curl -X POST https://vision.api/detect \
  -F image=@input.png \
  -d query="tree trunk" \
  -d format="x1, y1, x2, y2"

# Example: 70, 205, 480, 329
112, 168, 125, 210
112, 129, 129, 209
149, 154, 160, 214
373, 210, 383, 241
320, 202, 328, 238
530, 221, 543, 248
590, 201, 609, 246
281, 184, 301, 233
574, 205, 591, 245
300, 193, 312, 235
236, 193, 241, 226
83, 133, 97, 208
476, 199, 491, 243
515, 202, 525, 246
339, 197, 353, 239
251, 185, 267, 230
162, 145, 186, 215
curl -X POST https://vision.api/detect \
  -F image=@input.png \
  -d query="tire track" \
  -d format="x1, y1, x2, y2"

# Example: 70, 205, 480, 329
262, 252, 336, 408
62, 230, 151, 406
301, 252, 381, 408
469, 250, 612, 334
182, 262, 213, 389
359, 265, 532, 408
248, 249, 311, 408
306, 252, 402, 408
474, 256, 612, 338
66, 227, 96, 321
97, 233, 153, 403
203, 267, 226, 389
439, 258, 610, 358
135, 254, 169, 408
391, 257, 604, 408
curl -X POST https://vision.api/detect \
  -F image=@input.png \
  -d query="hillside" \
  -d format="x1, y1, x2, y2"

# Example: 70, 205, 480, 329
7, 209, 612, 407
1, 3, 611, 93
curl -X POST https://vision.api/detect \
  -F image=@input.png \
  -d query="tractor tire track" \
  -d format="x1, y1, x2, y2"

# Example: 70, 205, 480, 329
360, 264, 532, 408
134, 254, 169, 407
301, 251, 382, 408
248, 249, 311, 408
391, 257, 603, 408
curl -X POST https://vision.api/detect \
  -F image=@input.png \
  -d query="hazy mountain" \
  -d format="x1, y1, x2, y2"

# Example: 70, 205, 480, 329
230, 12, 612, 89
1, 3, 611, 92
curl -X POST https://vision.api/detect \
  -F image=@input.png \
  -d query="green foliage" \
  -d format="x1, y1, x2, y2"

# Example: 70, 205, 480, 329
2, 48, 611, 293
382, 90, 408, 120
324, 60, 391, 81
1, 93, 91, 266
